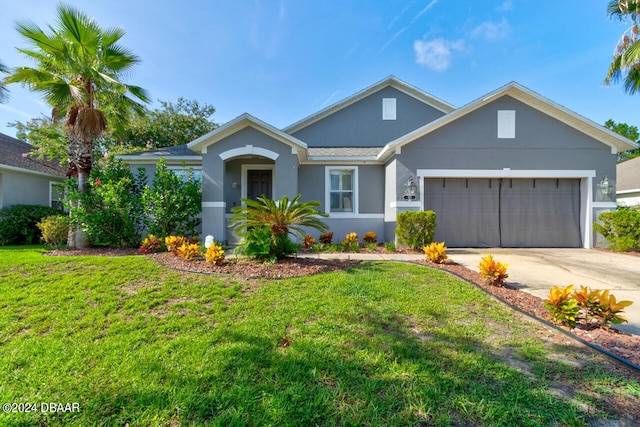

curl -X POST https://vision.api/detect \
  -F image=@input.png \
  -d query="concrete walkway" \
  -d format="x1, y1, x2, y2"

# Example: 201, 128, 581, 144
298, 248, 640, 335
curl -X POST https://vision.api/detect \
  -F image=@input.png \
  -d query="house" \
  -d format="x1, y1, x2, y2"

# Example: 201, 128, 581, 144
0, 133, 66, 210
120, 76, 639, 248
616, 156, 640, 206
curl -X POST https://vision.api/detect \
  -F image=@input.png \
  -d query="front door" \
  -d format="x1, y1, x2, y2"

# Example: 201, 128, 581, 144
247, 169, 272, 200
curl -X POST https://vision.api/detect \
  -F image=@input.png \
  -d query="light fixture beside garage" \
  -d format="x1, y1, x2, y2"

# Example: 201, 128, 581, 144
404, 176, 417, 200
598, 176, 613, 196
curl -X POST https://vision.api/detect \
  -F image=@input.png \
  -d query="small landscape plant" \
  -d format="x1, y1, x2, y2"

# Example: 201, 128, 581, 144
478, 255, 509, 286
544, 285, 580, 328
0, 204, 63, 245
365, 242, 378, 251
165, 235, 188, 255
36, 215, 69, 248
572, 285, 633, 329
302, 234, 316, 249
204, 243, 226, 266
139, 234, 162, 254
177, 242, 201, 260
383, 241, 396, 253
342, 232, 360, 252
319, 232, 333, 245
594, 206, 640, 252
363, 231, 377, 244
424, 241, 448, 264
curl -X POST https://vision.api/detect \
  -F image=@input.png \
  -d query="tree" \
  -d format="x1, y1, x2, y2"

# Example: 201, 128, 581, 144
605, 119, 640, 161
2, 3, 149, 247
119, 98, 218, 149
605, 1, 640, 93
0, 60, 8, 102
12, 116, 68, 166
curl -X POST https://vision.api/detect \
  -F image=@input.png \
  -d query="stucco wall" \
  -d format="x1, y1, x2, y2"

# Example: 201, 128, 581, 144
0, 169, 62, 209
291, 87, 447, 147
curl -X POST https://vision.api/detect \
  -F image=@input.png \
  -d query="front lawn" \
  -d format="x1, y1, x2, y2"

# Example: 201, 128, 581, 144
0, 247, 638, 426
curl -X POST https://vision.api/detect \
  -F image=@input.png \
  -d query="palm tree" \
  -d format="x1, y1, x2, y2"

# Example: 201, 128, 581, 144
605, 1, 640, 93
0, 60, 8, 103
4, 3, 148, 190
3, 3, 149, 247
229, 195, 328, 261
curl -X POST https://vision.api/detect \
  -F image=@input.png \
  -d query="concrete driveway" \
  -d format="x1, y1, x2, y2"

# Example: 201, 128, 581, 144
447, 248, 640, 335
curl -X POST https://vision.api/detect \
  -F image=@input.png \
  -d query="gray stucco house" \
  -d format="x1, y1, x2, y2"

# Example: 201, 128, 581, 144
121, 76, 638, 248
616, 156, 640, 206
0, 133, 66, 210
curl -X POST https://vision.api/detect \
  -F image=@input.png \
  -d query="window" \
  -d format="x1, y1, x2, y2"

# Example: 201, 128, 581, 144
382, 98, 397, 120
497, 110, 516, 138
169, 166, 202, 183
326, 167, 358, 214
49, 181, 64, 210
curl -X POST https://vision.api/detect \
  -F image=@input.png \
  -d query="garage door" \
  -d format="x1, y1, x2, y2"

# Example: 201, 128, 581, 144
424, 178, 582, 247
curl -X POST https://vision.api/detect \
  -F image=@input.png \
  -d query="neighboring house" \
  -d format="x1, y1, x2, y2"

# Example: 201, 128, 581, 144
616, 156, 640, 206
120, 76, 639, 248
0, 133, 66, 210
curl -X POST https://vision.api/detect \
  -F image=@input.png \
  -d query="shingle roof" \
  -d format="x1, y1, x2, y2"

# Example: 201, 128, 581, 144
121, 144, 200, 157
0, 133, 65, 176
617, 156, 640, 192
307, 147, 382, 159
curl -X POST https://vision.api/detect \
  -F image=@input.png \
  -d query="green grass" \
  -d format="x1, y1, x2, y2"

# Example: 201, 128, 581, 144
0, 247, 637, 426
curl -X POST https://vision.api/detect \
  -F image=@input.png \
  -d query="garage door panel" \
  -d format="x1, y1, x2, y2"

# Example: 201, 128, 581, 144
425, 178, 500, 247
501, 179, 581, 248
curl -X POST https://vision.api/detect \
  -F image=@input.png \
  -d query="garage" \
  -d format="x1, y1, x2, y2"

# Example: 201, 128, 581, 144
424, 178, 582, 247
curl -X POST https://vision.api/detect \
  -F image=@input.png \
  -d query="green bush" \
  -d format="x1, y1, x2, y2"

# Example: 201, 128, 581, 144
0, 204, 63, 245
395, 210, 437, 249
66, 158, 145, 248
36, 215, 69, 248
141, 158, 202, 238
594, 206, 640, 252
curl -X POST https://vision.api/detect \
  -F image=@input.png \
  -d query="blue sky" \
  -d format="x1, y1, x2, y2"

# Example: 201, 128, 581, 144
0, 1, 638, 139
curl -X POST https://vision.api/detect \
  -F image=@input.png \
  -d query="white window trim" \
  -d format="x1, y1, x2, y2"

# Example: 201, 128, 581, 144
382, 98, 397, 120
497, 110, 516, 139
49, 181, 63, 210
241, 164, 275, 201
168, 165, 202, 180
325, 166, 359, 217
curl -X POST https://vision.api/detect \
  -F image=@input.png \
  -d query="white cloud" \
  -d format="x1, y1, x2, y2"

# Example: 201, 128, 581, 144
471, 18, 510, 41
496, 0, 513, 12
414, 38, 464, 71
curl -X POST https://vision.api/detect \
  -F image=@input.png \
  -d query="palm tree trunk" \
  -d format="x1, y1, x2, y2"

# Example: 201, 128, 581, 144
66, 133, 92, 249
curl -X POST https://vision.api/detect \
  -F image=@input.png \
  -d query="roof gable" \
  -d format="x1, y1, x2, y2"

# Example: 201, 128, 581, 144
188, 113, 307, 161
378, 82, 639, 161
617, 156, 640, 192
283, 76, 455, 134
0, 133, 65, 177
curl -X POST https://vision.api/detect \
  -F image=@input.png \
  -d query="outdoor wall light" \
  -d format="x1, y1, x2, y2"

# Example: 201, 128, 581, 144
231, 182, 238, 189
403, 176, 417, 200
598, 176, 613, 196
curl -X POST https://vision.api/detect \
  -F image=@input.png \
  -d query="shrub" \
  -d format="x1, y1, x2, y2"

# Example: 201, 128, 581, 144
0, 204, 63, 245
544, 285, 579, 328
424, 241, 448, 264
205, 243, 225, 266
302, 234, 316, 249
142, 157, 202, 238
478, 255, 509, 286
139, 234, 162, 254
37, 215, 69, 248
363, 231, 377, 244
165, 235, 188, 255
594, 206, 640, 252
230, 195, 327, 262
395, 210, 436, 249
342, 232, 360, 252
65, 158, 145, 248
177, 242, 201, 260
319, 232, 333, 245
